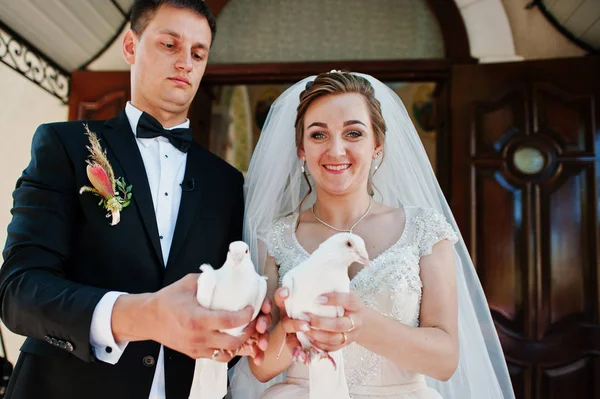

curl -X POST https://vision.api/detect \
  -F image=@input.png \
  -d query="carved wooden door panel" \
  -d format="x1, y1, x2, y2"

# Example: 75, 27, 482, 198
451, 57, 600, 399
69, 71, 130, 120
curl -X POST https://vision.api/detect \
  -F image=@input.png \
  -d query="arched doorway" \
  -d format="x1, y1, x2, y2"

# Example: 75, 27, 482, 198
68, 3, 600, 397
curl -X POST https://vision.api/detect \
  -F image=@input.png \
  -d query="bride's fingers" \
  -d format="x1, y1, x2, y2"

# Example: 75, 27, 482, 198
238, 343, 264, 365
261, 297, 272, 315
256, 333, 269, 351
306, 329, 348, 349
308, 338, 344, 353
306, 313, 356, 333
286, 333, 301, 348
255, 314, 271, 334
274, 287, 289, 309
281, 316, 310, 334
252, 351, 265, 365
317, 292, 361, 311
236, 345, 254, 357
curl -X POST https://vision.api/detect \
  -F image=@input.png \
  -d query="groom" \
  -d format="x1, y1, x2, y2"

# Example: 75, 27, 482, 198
0, 1, 270, 398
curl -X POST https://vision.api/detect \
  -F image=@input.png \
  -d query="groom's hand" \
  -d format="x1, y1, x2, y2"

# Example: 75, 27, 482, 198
237, 297, 272, 364
145, 274, 255, 359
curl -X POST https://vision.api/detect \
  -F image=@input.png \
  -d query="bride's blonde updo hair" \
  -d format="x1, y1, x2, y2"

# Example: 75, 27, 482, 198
293, 71, 387, 204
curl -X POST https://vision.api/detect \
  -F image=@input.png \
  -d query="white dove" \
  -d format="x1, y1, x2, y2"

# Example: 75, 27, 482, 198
188, 241, 267, 399
281, 232, 370, 399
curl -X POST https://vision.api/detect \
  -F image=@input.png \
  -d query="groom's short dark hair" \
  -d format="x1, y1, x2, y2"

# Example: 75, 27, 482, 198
130, 0, 217, 43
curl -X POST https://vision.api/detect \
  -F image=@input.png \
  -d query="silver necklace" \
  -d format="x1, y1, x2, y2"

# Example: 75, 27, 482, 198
311, 196, 373, 233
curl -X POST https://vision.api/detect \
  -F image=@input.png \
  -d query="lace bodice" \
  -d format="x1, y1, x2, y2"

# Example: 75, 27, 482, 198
259, 206, 458, 392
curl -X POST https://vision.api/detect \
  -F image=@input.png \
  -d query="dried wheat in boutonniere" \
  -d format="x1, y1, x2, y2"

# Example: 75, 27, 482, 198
79, 125, 132, 226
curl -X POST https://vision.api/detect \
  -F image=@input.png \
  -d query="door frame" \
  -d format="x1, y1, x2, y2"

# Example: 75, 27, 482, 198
202, 59, 457, 197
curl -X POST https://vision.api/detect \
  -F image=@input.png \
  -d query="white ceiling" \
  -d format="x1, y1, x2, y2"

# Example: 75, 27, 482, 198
0, 0, 134, 71
0, 0, 595, 75
542, 0, 600, 51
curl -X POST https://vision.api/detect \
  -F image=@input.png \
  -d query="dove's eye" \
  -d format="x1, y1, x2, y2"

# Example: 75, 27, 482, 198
346, 241, 352, 248
245, 249, 248, 254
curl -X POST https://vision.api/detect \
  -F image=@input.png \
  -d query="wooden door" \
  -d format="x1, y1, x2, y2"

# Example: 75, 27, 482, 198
69, 71, 212, 146
69, 71, 130, 121
451, 56, 600, 399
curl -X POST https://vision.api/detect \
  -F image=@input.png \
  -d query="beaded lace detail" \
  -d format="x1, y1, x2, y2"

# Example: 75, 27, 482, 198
259, 206, 458, 388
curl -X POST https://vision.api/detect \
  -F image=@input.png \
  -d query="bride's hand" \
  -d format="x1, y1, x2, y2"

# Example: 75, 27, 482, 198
305, 292, 366, 352
274, 287, 307, 351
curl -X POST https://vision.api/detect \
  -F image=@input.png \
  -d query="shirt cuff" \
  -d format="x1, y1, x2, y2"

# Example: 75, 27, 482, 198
90, 291, 129, 364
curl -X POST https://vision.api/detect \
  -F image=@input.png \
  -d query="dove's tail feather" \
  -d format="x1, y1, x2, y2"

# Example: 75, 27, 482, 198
309, 349, 350, 399
199, 263, 214, 273
189, 358, 228, 399
296, 332, 312, 349
220, 324, 247, 337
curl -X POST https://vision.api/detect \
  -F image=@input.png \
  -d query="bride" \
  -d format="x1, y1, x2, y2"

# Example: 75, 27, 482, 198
230, 71, 515, 398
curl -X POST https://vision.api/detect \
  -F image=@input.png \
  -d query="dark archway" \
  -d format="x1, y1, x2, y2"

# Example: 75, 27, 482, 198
201, 0, 474, 195
206, 0, 474, 65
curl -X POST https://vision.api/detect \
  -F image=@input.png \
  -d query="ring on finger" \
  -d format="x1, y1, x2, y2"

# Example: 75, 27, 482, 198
347, 315, 356, 332
341, 332, 347, 346
211, 349, 220, 360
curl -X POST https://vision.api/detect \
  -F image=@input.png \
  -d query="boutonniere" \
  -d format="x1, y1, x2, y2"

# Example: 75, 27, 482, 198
79, 125, 132, 226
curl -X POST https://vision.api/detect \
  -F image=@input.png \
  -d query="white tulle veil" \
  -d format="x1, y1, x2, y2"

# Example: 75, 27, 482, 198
229, 73, 515, 399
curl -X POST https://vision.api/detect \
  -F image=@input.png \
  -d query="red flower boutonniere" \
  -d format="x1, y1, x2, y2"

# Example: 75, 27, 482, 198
79, 125, 132, 226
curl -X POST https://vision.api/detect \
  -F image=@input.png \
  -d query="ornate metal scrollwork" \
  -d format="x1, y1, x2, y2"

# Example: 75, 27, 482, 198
0, 24, 70, 104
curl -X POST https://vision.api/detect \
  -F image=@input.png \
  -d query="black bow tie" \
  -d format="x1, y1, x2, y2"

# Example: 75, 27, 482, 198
136, 112, 193, 153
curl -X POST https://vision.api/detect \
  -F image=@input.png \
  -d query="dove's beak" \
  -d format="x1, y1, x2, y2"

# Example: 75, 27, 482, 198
358, 253, 371, 266
234, 254, 247, 264
227, 251, 244, 265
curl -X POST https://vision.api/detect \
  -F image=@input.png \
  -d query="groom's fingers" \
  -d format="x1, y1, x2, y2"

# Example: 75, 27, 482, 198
261, 297, 272, 315
202, 305, 254, 330
210, 349, 235, 363
241, 318, 258, 337
181, 273, 201, 290
255, 314, 271, 334
209, 330, 249, 352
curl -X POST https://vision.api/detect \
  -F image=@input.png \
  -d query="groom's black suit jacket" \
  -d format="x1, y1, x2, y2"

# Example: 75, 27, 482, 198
0, 111, 244, 399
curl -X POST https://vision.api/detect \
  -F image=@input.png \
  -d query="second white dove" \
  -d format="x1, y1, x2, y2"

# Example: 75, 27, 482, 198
189, 241, 267, 399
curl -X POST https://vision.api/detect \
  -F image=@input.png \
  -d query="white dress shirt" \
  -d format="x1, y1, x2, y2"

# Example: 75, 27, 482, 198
89, 102, 189, 399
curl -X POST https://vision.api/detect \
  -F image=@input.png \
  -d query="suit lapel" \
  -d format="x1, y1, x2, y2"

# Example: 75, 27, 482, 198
166, 143, 206, 268
101, 111, 164, 266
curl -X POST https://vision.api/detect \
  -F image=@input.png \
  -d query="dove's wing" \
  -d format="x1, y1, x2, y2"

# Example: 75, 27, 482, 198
196, 264, 217, 309
282, 266, 316, 350
251, 276, 268, 321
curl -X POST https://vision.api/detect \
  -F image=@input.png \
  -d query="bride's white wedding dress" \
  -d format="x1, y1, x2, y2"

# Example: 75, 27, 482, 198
259, 206, 458, 399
